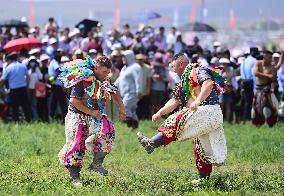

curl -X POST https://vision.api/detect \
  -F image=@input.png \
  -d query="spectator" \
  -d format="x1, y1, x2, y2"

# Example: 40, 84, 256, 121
150, 52, 169, 116
48, 49, 67, 122
44, 17, 58, 34
114, 50, 143, 129
0, 52, 32, 122
37, 54, 50, 122
27, 58, 43, 120
136, 54, 152, 119
46, 38, 59, 57
240, 47, 259, 121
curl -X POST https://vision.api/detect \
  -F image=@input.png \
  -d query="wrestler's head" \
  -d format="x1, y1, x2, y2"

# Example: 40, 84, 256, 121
170, 53, 189, 77
94, 56, 112, 81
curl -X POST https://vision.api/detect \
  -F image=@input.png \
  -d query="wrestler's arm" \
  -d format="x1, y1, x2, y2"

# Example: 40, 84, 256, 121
70, 97, 101, 118
111, 91, 126, 121
189, 79, 214, 111
253, 61, 274, 79
152, 98, 179, 122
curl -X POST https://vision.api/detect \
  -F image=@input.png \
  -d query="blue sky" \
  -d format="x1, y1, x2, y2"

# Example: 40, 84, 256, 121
1, 0, 283, 29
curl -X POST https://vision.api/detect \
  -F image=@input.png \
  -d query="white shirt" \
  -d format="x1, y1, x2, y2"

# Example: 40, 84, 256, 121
28, 67, 43, 89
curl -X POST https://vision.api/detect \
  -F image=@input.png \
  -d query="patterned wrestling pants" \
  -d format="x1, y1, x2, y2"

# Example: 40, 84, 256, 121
58, 110, 115, 167
158, 105, 226, 175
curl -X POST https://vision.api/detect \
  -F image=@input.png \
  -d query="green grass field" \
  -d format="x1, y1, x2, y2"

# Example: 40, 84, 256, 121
0, 120, 283, 195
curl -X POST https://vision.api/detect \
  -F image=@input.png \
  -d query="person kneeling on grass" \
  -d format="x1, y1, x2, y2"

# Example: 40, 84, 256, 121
137, 53, 227, 183
58, 56, 126, 187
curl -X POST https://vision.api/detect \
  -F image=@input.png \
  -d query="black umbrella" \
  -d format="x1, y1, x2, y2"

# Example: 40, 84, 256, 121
0, 19, 28, 28
179, 22, 216, 32
75, 19, 101, 32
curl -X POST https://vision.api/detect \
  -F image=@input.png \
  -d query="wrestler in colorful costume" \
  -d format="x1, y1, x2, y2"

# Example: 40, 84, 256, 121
137, 53, 227, 180
58, 56, 125, 186
252, 50, 278, 127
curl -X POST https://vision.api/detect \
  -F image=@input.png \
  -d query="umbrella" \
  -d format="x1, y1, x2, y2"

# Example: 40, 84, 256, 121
4, 37, 42, 53
75, 19, 100, 32
145, 10, 161, 20
0, 19, 28, 28
179, 22, 216, 32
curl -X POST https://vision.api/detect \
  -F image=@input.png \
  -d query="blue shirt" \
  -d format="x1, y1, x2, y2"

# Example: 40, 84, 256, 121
48, 59, 63, 86
278, 63, 284, 92
240, 55, 256, 80
1, 61, 27, 89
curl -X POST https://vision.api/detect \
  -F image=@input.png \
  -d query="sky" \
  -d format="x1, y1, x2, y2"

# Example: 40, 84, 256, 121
1, 0, 283, 29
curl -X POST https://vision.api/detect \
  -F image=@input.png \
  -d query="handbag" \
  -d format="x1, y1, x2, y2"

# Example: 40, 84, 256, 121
35, 81, 47, 98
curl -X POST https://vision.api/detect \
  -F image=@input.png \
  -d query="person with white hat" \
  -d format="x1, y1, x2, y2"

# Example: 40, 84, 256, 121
72, 49, 84, 60
136, 53, 152, 120
272, 52, 280, 67
29, 28, 38, 38
36, 54, 50, 122
110, 50, 124, 71
69, 28, 83, 52
88, 49, 98, 60
29, 48, 41, 59
48, 49, 68, 122
61, 56, 70, 64
27, 58, 43, 120
45, 37, 58, 57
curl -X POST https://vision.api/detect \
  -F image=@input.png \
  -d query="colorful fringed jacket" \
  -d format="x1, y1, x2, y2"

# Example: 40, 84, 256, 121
172, 63, 226, 107
59, 56, 117, 123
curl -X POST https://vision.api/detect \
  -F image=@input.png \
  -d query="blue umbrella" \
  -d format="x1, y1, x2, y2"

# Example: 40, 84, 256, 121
144, 10, 162, 24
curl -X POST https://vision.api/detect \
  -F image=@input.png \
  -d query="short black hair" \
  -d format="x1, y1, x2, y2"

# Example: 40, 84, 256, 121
96, 56, 112, 68
6, 52, 18, 61
250, 47, 259, 53
123, 24, 130, 29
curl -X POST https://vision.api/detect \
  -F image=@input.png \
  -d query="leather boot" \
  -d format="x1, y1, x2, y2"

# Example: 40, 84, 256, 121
89, 152, 108, 176
137, 132, 164, 154
68, 166, 82, 187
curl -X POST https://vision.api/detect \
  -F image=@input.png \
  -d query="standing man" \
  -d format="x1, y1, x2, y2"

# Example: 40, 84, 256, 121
0, 52, 32, 122
240, 47, 259, 121
114, 50, 143, 129
48, 49, 68, 122
58, 56, 126, 187
252, 50, 278, 126
137, 53, 227, 182
136, 54, 152, 120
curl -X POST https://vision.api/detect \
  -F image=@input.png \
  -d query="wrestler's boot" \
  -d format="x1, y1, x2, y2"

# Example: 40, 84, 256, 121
199, 172, 211, 179
68, 166, 82, 187
137, 132, 164, 154
89, 152, 108, 176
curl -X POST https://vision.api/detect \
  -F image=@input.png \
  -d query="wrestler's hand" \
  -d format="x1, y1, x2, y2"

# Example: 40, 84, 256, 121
189, 100, 201, 111
92, 110, 102, 119
152, 112, 162, 122
119, 110, 126, 121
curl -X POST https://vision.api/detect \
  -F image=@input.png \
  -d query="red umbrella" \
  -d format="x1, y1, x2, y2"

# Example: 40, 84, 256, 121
4, 37, 42, 53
